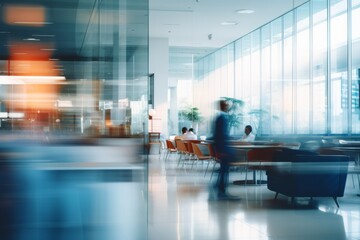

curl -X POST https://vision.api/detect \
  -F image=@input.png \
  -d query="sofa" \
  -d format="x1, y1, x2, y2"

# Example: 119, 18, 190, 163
266, 148, 350, 207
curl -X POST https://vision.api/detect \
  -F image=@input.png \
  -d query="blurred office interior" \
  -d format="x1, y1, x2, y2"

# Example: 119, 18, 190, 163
1, 0, 360, 239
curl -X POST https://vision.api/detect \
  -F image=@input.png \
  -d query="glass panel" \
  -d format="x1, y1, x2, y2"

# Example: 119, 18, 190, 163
296, 3, 310, 134
249, 30, 261, 135
351, 0, 360, 133
283, 12, 294, 134
330, 0, 348, 133
261, 24, 271, 135
271, 18, 283, 134
312, 0, 328, 134
242, 35, 252, 107
235, 39, 243, 100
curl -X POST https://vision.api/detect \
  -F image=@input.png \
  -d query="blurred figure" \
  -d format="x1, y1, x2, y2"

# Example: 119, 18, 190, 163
183, 128, 197, 140
174, 127, 188, 140
213, 100, 238, 199
241, 125, 255, 142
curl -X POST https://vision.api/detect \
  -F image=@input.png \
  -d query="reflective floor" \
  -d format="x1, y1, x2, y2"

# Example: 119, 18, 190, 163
148, 151, 360, 240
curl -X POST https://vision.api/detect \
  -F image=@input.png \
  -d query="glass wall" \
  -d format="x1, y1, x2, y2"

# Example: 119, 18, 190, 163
79, 0, 149, 137
195, 0, 360, 137
0, 0, 149, 239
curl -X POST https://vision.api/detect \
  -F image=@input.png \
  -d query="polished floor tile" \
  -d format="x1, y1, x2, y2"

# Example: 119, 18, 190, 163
148, 153, 360, 240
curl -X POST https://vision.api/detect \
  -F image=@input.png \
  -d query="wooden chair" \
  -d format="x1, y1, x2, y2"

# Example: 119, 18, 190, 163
175, 139, 191, 167
165, 140, 178, 161
191, 143, 213, 172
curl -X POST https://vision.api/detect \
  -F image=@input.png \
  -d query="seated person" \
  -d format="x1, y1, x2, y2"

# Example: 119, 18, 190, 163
174, 127, 188, 140
241, 125, 255, 142
183, 128, 198, 140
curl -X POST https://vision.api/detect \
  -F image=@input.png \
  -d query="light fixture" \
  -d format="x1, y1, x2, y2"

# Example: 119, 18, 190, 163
236, 9, 254, 14
221, 21, 238, 26
24, 38, 40, 41
0, 75, 66, 85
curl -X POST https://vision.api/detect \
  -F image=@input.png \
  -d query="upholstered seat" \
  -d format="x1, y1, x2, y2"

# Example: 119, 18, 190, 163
267, 149, 350, 207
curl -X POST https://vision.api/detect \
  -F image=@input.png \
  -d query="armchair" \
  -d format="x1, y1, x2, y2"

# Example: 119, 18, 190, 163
267, 150, 350, 207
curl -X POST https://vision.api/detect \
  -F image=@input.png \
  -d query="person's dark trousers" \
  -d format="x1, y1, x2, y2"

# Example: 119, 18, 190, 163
217, 158, 230, 194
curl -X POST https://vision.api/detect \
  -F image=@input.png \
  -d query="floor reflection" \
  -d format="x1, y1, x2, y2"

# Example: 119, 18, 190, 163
149, 153, 360, 240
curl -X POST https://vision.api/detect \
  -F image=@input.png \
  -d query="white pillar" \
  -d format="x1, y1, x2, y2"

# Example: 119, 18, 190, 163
149, 38, 169, 137
169, 86, 178, 135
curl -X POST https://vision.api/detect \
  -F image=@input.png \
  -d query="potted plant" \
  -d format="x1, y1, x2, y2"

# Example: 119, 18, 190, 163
178, 106, 202, 133
221, 97, 245, 134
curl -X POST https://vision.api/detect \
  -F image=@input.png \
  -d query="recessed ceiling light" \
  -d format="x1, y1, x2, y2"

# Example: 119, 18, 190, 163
236, 9, 254, 14
221, 21, 238, 26
23, 38, 40, 41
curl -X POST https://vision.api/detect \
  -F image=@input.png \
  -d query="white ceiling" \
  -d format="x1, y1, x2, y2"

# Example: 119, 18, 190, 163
149, 0, 308, 79
150, 0, 308, 49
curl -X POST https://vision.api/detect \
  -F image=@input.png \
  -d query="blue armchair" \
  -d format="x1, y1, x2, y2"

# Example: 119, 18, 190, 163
266, 149, 350, 207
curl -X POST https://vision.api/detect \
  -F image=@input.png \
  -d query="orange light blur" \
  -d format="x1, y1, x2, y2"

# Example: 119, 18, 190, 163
4, 5, 46, 26
9, 43, 60, 76
6, 42, 62, 111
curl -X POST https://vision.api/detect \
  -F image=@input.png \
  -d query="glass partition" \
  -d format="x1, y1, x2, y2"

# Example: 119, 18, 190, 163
0, 0, 149, 238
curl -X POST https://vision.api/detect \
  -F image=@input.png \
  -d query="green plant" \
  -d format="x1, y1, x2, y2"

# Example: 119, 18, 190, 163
221, 97, 245, 130
179, 107, 202, 123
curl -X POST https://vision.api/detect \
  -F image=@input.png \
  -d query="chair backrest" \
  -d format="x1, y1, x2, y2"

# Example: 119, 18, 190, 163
208, 143, 216, 158
186, 142, 194, 154
192, 143, 205, 157
247, 147, 279, 162
175, 140, 189, 153
166, 140, 176, 150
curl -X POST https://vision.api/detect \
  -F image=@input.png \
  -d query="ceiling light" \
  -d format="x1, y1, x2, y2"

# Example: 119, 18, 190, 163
221, 21, 238, 26
0, 75, 66, 85
236, 9, 254, 14
24, 38, 40, 41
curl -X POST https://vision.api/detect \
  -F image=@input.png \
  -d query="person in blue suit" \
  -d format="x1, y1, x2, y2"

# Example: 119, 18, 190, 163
213, 99, 237, 199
